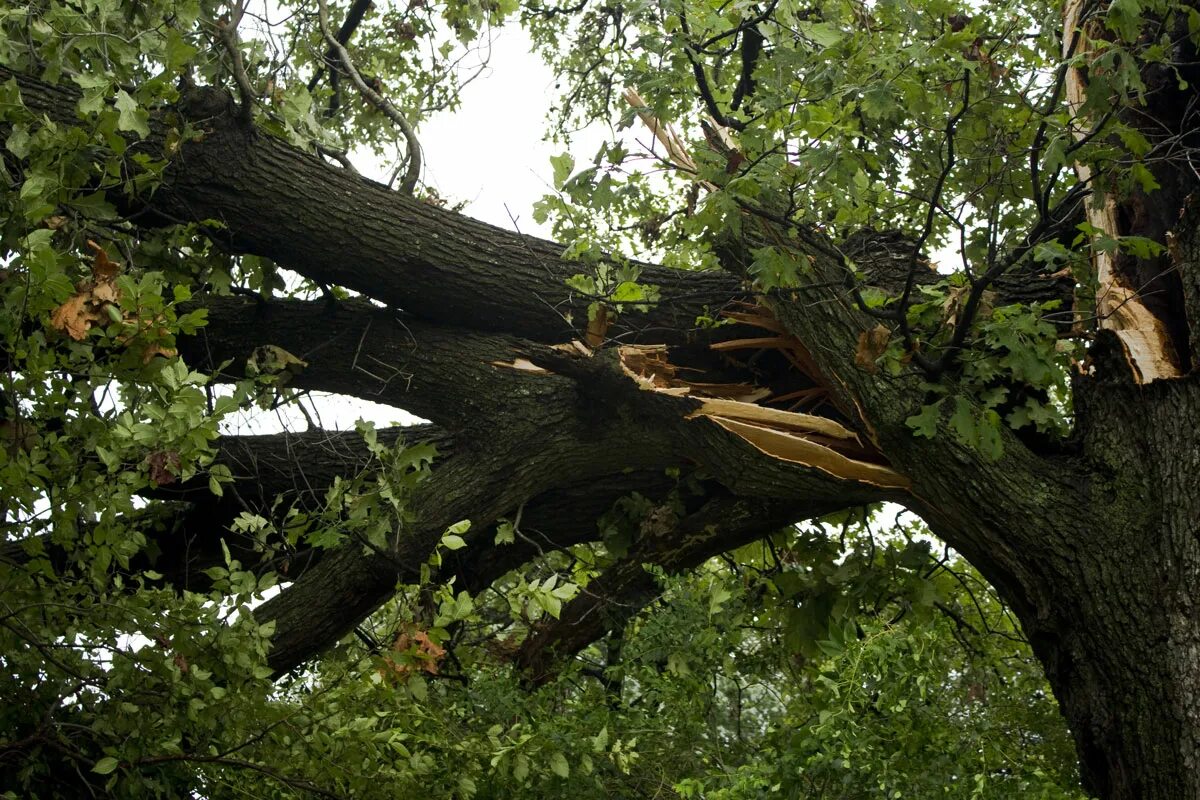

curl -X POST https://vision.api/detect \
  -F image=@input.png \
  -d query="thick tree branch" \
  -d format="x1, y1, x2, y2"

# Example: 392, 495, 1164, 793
182, 296, 580, 429
0, 67, 746, 345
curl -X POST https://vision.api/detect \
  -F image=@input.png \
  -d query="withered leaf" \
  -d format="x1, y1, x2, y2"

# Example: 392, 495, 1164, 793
87, 239, 121, 281
854, 324, 892, 374
50, 294, 96, 340
146, 450, 182, 486
92, 281, 119, 304
585, 304, 611, 348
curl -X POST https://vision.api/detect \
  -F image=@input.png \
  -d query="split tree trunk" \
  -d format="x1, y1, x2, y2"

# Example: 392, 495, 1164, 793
4, 64, 1200, 800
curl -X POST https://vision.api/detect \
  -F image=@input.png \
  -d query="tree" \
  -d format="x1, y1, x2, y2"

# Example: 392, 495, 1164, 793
1, 0, 1198, 797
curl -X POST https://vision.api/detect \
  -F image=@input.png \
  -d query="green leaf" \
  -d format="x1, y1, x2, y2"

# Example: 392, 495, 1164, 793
550, 152, 574, 190
92, 757, 119, 775
860, 83, 895, 120
441, 534, 467, 551
6, 124, 30, 158
114, 91, 150, 139
549, 751, 570, 778
803, 22, 844, 48
906, 401, 942, 439
709, 585, 732, 615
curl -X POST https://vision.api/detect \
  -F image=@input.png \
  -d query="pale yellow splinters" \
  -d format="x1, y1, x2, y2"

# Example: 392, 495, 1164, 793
490, 358, 550, 374
687, 397, 860, 442
707, 416, 910, 490
1062, 0, 1181, 382
622, 87, 697, 173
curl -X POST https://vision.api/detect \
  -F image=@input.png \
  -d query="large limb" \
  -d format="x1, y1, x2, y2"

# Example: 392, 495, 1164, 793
1, 68, 1068, 347
252, 343, 899, 673
183, 296, 587, 429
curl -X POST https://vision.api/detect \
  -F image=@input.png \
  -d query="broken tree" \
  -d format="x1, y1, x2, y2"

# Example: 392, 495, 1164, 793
2, 0, 1200, 797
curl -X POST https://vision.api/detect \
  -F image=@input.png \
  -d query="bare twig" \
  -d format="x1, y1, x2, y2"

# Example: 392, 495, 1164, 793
216, 6, 255, 122
306, 0, 374, 93
316, 0, 422, 194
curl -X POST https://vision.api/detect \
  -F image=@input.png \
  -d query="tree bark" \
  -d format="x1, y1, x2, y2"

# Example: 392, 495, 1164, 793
6, 63, 1200, 799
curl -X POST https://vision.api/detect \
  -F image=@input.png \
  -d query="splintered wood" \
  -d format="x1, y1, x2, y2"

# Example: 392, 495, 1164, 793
705, 416, 909, 489
1062, 0, 1181, 382
617, 344, 768, 402
489, 358, 550, 374
617, 337, 910, 490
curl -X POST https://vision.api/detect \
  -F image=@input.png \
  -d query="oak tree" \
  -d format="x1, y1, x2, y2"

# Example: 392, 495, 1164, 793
2, 0, 1199, 797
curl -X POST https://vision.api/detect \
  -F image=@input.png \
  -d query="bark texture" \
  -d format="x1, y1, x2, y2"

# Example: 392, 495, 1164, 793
3, 62, 1200, 800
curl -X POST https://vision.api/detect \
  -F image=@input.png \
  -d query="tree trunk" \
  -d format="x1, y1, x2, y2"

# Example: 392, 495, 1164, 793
1018, 340, 1200, 799
6, 62, 1200, 799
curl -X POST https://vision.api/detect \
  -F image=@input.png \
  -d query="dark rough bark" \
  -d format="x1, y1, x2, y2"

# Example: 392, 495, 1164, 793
6, 62, 1200, 800
758, 235, 1200, 798
1028, 352, 1200, 800
251, 340, 890, 673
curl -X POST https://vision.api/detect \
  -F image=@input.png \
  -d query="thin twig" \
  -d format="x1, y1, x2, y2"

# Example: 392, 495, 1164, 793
306, 0, 374, 93
215, 10, 255, 122
316, 0, 422, 194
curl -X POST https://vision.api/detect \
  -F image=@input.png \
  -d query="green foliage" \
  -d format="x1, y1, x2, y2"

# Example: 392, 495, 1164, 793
4, 0, 1184, 793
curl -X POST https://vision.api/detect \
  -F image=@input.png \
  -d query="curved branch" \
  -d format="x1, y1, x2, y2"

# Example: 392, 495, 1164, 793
316, 0, 422, 194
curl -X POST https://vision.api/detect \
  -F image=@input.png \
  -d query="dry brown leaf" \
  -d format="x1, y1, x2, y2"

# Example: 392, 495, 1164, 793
585, 304, 611, 348
43, 215, 68, 230
382, 625, 448, 681
854, 324, 891, 373
87, 239, 121, 281
411, 630, 446, 675
48, 242, 125, 341
50, 294, 96, 340
91, 281, 119, 304
141, 343, 178, 363
940, 284, 970, 331
146, 450, 182, 486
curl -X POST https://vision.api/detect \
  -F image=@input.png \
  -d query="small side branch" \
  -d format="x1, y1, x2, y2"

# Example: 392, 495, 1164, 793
316, 0, 422, 194
306, 0, 374, 93
215, 6, 255, 122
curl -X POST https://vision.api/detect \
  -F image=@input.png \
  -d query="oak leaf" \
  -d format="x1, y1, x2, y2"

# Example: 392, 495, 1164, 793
50, 294, 95, 340
146, 450, 182, 486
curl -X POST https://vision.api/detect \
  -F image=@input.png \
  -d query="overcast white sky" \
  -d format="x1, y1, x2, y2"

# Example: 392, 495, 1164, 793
416, 27, 560, 236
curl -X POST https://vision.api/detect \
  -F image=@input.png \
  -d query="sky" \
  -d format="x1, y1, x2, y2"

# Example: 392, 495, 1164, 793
415, 27, 560, 236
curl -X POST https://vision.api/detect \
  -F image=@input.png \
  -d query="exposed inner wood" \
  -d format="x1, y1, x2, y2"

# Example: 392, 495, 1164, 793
707, 416, 910, 489
617, 334, 907, 489
685, 397, 860, 442
1062, 0, 1181, 383
490, 358, 550, 374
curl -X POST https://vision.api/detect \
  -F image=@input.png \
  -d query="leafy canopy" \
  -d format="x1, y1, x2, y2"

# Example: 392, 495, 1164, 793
4, 0, 1187, 794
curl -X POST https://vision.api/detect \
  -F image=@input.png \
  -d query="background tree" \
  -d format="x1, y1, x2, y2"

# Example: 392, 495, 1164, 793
1, 0, 1198, 797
